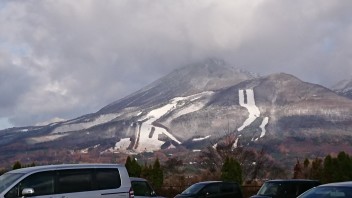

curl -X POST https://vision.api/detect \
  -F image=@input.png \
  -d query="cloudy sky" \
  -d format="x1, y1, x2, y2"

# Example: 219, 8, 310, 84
0, 0, 351, 129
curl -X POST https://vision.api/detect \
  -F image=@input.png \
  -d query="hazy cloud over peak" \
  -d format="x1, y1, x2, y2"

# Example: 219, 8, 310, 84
0, 0, 351, 128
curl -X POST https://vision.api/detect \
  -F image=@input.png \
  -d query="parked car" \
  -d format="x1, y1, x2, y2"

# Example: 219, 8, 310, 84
298, 181, 352, 198
250, 179, 320, 198
174, 181, 243, 198
0, 164, 134, 198
130, 177, 165, 198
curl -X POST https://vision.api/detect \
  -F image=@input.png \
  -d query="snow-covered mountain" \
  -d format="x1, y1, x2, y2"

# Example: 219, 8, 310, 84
1, 59, 352, 167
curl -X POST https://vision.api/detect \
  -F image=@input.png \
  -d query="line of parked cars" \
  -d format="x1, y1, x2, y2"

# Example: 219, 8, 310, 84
0, 163, 166, 198
174, 179, 352, 198
1, 163, 352, 198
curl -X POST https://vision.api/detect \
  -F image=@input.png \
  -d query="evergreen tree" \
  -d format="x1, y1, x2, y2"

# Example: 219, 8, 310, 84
310, 158, 323, 180
303, 158, 310, 178
125, 156, 141, 177
304, 158, 310, 168
293, 160, 303, 179
12, 161, 22, 170
130, 158, 142, 177
140, 163, 152, 180
323, 155, 334, 183
336, 151, 352, 181
151, 158, 163, 189
221, 157, 242, 184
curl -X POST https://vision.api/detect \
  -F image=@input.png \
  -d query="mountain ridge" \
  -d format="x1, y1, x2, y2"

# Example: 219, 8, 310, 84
1, 60, 352, 168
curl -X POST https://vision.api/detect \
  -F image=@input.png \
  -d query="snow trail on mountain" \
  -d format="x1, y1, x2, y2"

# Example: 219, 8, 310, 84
260, 117, 269, 138
237, 89, 260, 131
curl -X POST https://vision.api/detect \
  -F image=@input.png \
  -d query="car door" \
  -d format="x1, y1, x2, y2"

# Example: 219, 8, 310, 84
4, 171, 57, 198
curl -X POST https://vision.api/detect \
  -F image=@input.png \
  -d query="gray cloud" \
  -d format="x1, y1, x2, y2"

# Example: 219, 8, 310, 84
0, 0, 351, 128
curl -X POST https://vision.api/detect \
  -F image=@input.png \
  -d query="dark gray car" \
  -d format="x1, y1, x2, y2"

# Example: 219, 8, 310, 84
250, 179, 320, 198
174, 181, 243, 198
130, 177, 165, 198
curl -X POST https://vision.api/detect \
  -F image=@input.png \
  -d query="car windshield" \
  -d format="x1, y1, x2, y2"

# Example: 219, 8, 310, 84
181, 183, 206, 195
298, 186, 352, 198
257, 182, 280, 196
0, 173, 24, 193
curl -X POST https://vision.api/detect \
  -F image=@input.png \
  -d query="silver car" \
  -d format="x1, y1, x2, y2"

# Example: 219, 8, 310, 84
0, 164, 133, 198
298, 181, 352, 198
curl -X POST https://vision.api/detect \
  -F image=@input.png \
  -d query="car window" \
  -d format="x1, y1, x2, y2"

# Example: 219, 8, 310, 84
57, 169, 92, 193
95, 168, 121, 190
132, 180, 153, 196
181, 183, 205, 195
257, 182, 279, 196
200, 183, 219, 195
0, 173, 24, 194
5, 171, 55, 198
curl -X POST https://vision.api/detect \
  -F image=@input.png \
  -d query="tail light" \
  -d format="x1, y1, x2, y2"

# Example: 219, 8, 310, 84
129, 187, 134, 198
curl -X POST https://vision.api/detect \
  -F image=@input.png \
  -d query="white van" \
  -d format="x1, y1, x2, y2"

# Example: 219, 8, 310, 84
0, 164, 134, 198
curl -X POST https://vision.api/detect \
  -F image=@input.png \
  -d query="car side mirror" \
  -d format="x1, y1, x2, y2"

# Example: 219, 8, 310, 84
21, 188, 35, 197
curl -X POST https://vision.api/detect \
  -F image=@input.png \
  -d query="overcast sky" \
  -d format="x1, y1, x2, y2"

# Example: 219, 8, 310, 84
0, 0, 351, 129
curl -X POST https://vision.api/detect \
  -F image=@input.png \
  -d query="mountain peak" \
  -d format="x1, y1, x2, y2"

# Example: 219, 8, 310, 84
99, 59, 256, 113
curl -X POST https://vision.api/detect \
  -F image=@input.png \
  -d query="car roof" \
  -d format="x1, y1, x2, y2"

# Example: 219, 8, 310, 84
193, 181, 237, 185
8, 163, 125, 174
130, 177, 148, 182
265, 179, 320, 183
319, 181, 352, 187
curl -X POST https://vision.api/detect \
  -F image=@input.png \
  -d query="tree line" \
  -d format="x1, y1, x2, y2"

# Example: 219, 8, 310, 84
293, 151, 352, 183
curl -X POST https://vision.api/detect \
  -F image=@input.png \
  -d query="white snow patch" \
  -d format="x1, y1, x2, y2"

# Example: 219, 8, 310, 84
173, 103, 206, 119
114, 138, 131, 150
233, 137, 239, 148
80, 148, 89, 154
52, 113, 120, 134
192, 135, 211, 141
27, 134, 67, 144
134, 94, 205, 152
238, 89, 260, 131
35, 117, 66, 126
259, 117, 269, 138
192, 150, 201, 152
166, 144, 176, 149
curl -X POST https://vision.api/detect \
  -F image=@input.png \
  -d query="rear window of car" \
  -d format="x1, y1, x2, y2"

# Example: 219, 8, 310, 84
95, 169, 121, 190
57, 169, 93, 193
131, 180, 153, 196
